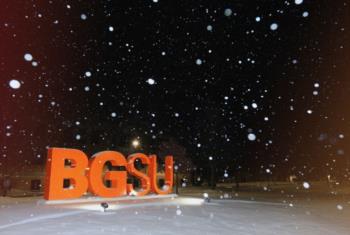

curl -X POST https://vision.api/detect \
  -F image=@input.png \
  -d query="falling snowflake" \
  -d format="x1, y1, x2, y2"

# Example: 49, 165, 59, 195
302, 11, 309, 17
303, 182, 310, 189
306, 109, 313, 114
85, 71, 92, 77
224, 8, 232, 17
9, 79, 21, 89
24, 53, 33, 61
80, 14, 87, 20
247, 133, 256, 141
146, 78, 155, 85
270, 23, 279, 31
176, 208, 182, 216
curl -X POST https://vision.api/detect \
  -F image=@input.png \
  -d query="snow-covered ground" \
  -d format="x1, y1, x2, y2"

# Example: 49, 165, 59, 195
0, 195, 349, 235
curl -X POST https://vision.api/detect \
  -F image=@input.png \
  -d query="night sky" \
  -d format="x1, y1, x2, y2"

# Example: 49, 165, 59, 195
0, 1, 349, 180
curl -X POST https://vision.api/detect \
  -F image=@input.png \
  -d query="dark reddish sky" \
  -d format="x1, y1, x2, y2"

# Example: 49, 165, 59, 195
0, 0, 349, 180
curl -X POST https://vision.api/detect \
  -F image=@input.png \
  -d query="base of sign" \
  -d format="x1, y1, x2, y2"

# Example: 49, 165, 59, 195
38, 194, 178, 206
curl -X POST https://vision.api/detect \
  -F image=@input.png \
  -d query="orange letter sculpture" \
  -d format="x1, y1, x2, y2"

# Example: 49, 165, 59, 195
149, 155, 174, 195
126, 153, 151, 196
88, 151, 127, 197
44, 148, 88, 200
44, 148, 174, 200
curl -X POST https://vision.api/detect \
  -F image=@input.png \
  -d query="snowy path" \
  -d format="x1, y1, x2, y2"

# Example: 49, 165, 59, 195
0, 196, 349, 235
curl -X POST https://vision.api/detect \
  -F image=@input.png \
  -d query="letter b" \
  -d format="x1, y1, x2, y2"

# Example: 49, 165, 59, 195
44, 148, 88, 200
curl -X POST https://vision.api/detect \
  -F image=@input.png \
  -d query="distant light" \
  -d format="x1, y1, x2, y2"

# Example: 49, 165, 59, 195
108, 26, 114, 32
207, 25, 213, 31
196, 58, 202, 65
294, 0, 303, 5
302, 11, 309, 17
132, 139, 140, 148
203, 193, 210, 202
255, 16, 261, 22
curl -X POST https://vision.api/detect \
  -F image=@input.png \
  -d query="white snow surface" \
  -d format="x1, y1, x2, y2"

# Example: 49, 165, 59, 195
0, 196, 349, 235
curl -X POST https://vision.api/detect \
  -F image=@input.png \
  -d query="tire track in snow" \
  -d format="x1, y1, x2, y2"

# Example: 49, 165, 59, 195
0, 210, 86, 231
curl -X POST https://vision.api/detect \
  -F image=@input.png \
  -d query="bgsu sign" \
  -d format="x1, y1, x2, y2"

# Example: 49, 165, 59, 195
44, 148, 173, 200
